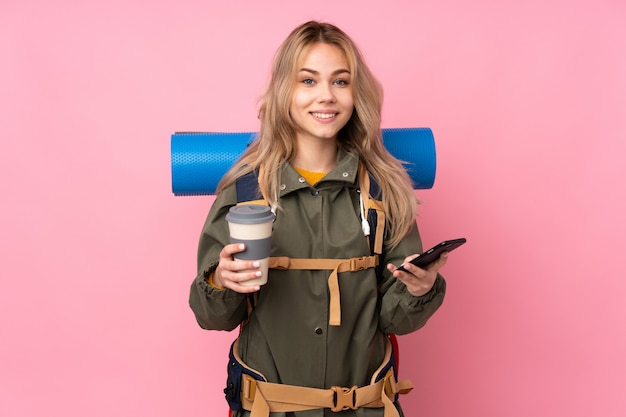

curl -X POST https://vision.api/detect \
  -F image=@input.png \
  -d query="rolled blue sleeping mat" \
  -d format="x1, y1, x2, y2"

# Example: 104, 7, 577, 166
171, 128, 436, 196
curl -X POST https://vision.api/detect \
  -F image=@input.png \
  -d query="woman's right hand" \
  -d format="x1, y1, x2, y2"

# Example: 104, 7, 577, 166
213, 243, 263, 293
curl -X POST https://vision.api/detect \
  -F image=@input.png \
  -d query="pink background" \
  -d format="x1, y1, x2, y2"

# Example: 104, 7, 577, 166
2, 0, 625, 416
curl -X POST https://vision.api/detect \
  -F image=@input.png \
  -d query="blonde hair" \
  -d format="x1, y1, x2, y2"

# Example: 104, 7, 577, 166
217, 21, 418, 248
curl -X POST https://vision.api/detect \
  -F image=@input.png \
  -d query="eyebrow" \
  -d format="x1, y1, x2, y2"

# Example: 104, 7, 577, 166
299, 68, 351, 76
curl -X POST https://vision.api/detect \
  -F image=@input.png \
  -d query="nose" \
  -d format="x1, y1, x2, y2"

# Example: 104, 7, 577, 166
317, 83, 336, 103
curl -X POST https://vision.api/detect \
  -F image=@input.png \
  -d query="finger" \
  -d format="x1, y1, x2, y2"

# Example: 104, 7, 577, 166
214, 249, 256, 288
221, 243, 246, 259
228, 280, 261, 293
387, 262, 405, 277
218, 245, 252, 274
427, 252, 448, 272
387, 263, 415, 280
219, 261, 263, 294
228, 269, 263, 292
393, 261, 425, 277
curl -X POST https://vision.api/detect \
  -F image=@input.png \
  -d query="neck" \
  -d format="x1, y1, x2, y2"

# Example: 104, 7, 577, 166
291, 137, 338, 172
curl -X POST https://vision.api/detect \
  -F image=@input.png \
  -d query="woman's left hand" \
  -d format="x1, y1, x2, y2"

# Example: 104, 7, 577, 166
387, 252, 448, 297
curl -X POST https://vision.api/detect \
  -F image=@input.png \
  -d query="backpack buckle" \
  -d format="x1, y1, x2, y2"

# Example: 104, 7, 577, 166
349, 256, 378, 271
349, 256, 367, 271
331, 385, 358, 412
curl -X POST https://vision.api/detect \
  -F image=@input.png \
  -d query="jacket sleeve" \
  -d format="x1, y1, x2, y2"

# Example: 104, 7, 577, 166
377, 222, 447, 335
188, 186, 248, 331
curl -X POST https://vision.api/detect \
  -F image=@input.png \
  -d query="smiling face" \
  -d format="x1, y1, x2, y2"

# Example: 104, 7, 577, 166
289, 42, 354, 146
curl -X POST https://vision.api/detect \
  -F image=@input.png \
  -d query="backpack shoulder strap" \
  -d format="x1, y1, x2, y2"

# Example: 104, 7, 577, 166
235, 169, 267, 206
361, 172, 386, 257
362, 174, 400, 377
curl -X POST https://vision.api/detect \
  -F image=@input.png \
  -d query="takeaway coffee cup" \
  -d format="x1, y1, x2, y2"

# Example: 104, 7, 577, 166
225, 205, 275, 286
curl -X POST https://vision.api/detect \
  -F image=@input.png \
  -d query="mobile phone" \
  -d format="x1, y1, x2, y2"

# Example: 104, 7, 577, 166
396, 238, 466, 272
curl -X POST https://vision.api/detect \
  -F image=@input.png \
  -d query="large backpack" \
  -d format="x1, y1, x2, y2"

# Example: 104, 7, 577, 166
233, 167, 402, 366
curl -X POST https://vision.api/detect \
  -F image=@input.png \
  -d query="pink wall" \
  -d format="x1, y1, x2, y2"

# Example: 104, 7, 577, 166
2, 1, 625, 416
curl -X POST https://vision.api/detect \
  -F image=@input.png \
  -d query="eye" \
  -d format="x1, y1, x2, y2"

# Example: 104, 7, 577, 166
334, 79, 349, 86
302, 78, 315, 85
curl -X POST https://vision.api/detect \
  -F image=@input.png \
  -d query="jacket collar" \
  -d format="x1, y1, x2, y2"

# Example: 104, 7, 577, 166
278, 148, 360, 198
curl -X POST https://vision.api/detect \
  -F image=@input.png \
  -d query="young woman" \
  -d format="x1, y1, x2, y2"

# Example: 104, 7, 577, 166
189, 21, 448, 417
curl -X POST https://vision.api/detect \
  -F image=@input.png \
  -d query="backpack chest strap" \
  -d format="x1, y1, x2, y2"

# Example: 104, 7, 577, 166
268, 255, 379, 326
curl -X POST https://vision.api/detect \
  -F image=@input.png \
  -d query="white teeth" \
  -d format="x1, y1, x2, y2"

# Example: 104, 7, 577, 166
311, 112, 336, 119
